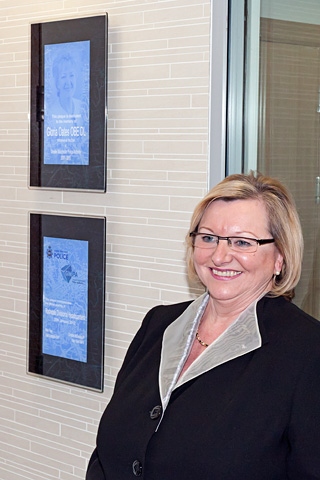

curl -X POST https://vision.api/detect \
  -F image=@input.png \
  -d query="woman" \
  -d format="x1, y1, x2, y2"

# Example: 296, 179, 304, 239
87, 172, 320, 479
52, 53, 82, 116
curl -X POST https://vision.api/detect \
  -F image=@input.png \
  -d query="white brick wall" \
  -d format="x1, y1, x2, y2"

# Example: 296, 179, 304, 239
0, 1, 210, 478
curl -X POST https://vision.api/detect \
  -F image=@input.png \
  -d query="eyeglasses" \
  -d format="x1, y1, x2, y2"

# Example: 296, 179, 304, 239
189, 232, 275, 253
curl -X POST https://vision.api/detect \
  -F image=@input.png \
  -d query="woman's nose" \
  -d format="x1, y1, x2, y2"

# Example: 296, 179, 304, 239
210, 239, 233, 262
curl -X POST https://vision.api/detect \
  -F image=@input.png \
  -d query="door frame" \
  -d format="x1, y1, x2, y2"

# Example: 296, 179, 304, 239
208, 0, 229, 187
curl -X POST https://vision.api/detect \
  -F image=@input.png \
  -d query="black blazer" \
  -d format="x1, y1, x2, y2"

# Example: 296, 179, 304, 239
87, 295, 320, 479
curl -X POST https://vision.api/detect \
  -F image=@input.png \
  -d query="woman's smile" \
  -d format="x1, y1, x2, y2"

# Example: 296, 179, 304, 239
210, 268, 242, 278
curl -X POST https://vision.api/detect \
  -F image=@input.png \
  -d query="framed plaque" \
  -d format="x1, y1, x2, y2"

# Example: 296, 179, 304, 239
28, 213, 106, 391
30, 15, 108, 190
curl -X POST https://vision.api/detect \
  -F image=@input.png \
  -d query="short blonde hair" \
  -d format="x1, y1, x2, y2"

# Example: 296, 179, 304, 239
186, 172, 303, 300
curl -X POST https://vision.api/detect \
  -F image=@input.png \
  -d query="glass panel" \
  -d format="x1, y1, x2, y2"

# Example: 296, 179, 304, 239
252, 0, 320, 316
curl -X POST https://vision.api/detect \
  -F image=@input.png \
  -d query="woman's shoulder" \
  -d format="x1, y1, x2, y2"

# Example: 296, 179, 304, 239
142, 299, 194, 331
148, 299, 194, 316
259, 294, 320, 322
257, 295, 320, 348
113, 299, 194, 386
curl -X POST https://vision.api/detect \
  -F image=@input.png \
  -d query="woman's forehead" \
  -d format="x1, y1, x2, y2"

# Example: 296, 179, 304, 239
199, 198, 269, 230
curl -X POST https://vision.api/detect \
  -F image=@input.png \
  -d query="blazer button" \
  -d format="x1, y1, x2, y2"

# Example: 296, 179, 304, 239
149, 405, 162, 420
132, 459, 142, 476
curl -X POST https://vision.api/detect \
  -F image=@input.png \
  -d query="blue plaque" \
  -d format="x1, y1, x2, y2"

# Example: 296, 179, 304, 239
44, 41, 90, 165
30, 15, 108, 190
28, 213, 106, 390
42, 237, 89, 362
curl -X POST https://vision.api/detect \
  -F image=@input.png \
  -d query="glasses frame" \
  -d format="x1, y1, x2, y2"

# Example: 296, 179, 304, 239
189, 232, 275, 253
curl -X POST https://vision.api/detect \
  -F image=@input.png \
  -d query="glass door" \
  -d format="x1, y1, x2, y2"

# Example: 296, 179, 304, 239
243, 0, 320, 317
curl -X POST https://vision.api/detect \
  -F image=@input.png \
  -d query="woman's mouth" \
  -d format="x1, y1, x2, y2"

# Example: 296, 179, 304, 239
211, 268, 242, 278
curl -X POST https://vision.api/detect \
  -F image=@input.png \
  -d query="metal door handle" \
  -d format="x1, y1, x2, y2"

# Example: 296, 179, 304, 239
316, 176, 320, 204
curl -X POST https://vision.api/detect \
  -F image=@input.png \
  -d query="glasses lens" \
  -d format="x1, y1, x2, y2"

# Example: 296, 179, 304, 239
193, 233, 218, 248
229, 237, 258, 253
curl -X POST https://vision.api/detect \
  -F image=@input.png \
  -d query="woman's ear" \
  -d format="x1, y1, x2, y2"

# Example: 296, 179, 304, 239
274, 252, 284, 276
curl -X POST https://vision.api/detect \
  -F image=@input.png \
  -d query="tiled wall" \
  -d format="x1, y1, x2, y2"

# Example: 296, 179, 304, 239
0, 1, 210, 479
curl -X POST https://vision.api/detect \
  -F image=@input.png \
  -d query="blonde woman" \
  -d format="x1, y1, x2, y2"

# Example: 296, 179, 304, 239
87, 172, 320, 480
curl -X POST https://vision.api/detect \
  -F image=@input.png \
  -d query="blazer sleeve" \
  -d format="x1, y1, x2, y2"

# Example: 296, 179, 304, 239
86, 301, 191, 480
86, 448, 105, 480
85, 307, 159, 480
112, 305, 162, 389
287, 351, 320, 478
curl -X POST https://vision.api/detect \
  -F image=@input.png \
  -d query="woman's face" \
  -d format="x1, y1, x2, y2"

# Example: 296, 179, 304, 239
193, 198, 283, 309
57, 60, 76, 100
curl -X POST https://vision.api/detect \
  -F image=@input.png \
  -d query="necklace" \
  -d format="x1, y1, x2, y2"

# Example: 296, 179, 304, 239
196, 331, 209, 348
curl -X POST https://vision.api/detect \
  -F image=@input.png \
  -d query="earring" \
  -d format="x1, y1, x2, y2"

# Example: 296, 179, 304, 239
275, 271, 280, 276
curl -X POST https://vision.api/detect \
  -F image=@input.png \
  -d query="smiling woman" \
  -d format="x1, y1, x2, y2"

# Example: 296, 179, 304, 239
191, 198, 283, 319
186, 172, 303, 300
87, 172, 320, 480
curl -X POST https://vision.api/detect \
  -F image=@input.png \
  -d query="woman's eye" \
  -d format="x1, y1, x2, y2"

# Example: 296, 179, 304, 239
201, 235, 215, 243
234, 239, 252, 248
